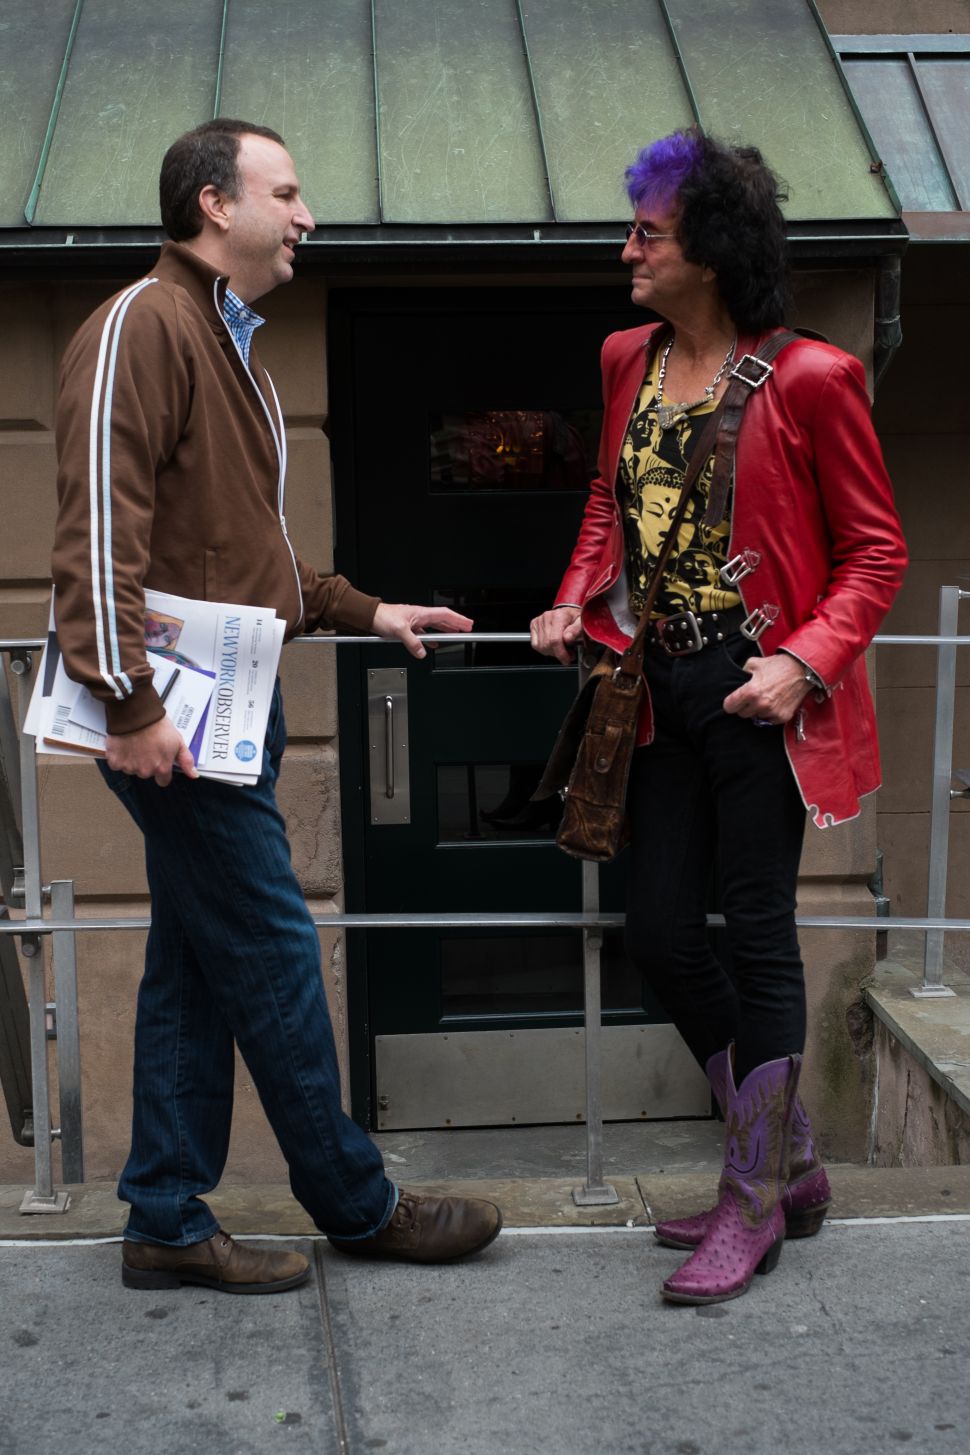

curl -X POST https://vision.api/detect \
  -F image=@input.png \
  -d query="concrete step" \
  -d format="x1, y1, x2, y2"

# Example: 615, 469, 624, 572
4, 1163, 970, 1240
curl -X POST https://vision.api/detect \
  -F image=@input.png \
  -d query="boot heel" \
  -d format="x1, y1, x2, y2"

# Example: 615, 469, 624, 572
122, 1264, 181, 1291
755, 1238, 783, 1276
784, 1204, 830, 1239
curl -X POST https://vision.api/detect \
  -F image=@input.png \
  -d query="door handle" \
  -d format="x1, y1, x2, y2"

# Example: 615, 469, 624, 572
384, 695, 395, 799
368, 668, 410, 824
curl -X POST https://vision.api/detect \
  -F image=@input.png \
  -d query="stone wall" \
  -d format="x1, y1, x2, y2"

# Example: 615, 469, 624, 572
871, 1023, 970, 1165
818, 0, 970, 33
873, 248, 970, 926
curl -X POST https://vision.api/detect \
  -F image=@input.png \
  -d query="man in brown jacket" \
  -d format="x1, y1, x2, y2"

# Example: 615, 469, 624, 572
52, 120, 502, 1293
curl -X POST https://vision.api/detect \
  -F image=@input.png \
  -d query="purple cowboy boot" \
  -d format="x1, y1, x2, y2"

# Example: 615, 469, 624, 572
654, 1048, 831, 1249
661, 1053, 799, 1305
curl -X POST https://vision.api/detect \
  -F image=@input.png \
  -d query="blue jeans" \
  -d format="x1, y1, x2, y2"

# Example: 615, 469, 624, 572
98, 684, 395, 1246
624, 631, 807, 1084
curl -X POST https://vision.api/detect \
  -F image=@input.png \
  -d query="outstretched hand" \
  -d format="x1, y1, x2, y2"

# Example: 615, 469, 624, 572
372, 603, 474, 659
105, 716, 199, 788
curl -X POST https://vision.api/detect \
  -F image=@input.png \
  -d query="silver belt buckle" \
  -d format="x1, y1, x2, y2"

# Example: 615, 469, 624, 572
658, 610, 704, 656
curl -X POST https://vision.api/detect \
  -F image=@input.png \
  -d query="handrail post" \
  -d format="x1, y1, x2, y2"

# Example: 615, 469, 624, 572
14, 651, 43, 925
14, 651, 70, 1212
51, 879, 84, 1183
19, 939, 67, 1212
918, 585, 964, 998
573, 651, 619, 1208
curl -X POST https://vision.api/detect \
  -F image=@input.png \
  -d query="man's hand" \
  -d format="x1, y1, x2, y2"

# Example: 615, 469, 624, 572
530, 607, 583, 666
105, 716, 199, 788
722, 653, 812, 726
371, 603, 474, 659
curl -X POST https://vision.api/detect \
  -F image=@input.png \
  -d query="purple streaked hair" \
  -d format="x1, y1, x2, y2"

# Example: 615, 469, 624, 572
624, 129, 703, 213
623, 126, 791, 331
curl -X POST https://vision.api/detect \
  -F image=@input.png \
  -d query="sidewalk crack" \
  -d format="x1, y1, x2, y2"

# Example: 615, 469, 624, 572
314, 1242, 351, 1455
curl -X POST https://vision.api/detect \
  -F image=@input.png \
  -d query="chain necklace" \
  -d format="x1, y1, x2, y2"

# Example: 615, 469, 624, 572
655, 334, 737, 431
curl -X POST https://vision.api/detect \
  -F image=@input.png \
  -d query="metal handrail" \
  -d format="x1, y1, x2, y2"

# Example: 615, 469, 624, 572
4, 911, 970, 935
5, 631, 970, 650
2, 596, 968, 1214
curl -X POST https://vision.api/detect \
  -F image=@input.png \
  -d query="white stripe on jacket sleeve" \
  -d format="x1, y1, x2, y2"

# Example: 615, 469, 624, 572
86, 277, 158, 699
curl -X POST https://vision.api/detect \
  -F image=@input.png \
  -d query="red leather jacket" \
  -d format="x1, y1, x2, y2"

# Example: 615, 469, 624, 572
556, 323, 908, 828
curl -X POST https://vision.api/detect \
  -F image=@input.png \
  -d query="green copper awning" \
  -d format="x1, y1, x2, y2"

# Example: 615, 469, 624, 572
1, 0, 899, 238
835, 34, 970, 238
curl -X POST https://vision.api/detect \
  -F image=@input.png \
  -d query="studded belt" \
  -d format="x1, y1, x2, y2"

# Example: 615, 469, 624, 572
647, 603, 766, 657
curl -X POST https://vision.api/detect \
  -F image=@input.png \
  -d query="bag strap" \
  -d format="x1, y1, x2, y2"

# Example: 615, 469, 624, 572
615, 397, 726, 678
616, 328, 799, 680
701, 327, 801, 527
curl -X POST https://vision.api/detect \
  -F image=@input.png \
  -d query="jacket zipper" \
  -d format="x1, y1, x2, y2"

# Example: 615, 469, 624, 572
214, 283, 305, 630
263, 370, 305, 630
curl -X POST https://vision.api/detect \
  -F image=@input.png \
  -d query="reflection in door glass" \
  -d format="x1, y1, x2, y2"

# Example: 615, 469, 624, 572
429, 409, 599, 492
440, 932, 643, 1017
437, 763, 561, 841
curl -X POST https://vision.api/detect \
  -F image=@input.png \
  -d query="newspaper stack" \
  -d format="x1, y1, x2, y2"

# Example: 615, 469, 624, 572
25, 590, 285, 787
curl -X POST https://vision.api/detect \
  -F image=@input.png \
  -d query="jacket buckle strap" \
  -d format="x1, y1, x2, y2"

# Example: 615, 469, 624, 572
719, 548, 762, 587
657, 611, 704, 656
740, 603, 780, 642
730, 354, 774, 390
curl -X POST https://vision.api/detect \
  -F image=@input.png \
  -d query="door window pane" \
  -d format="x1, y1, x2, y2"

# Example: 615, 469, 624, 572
437, 763, 560, 841
430, 409, 599, 492
430, 588, 565, 670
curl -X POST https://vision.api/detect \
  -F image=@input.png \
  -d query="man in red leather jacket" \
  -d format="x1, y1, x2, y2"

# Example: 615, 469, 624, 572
531, 129, 907, 1307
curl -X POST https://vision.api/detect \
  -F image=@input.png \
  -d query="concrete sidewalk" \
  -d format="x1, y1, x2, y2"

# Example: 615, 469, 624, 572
3, 1216, 969, 1455
4, 1128, 970, 1454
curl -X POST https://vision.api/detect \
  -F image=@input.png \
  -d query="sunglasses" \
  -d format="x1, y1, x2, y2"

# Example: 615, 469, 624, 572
624, 223, 677, 248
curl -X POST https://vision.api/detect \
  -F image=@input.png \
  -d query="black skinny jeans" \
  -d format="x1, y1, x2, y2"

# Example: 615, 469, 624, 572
624, 630, 807, 1084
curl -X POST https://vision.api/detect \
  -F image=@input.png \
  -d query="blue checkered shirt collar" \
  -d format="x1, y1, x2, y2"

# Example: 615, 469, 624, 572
222, 287, 265, 367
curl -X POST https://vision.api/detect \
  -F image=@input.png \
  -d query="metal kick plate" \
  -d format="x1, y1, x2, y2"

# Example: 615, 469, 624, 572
374, 1024, 710, 1129
367, 667, 410, 824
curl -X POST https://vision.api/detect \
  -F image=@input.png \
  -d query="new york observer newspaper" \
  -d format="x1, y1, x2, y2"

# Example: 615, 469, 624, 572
143, 590, 285, 784
26, 590, 284, 786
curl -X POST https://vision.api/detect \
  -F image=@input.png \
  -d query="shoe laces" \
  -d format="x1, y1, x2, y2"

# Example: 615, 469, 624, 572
211, 1231, 234, 1268
392, 1195, 418, 1230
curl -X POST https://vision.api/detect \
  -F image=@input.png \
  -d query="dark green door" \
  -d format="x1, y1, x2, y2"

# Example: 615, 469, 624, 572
330, 287, 706, 1130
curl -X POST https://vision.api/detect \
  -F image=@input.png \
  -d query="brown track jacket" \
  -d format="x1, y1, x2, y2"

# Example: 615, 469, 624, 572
52, 242, 378, 734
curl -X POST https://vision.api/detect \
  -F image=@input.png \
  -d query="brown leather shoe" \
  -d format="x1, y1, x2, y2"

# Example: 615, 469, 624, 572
328, 1189, 502, 1263
122, 1231, 309, 1294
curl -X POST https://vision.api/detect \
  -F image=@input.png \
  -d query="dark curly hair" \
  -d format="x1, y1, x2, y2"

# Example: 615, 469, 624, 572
160, 119, 286, 242
624, 127, 790, 331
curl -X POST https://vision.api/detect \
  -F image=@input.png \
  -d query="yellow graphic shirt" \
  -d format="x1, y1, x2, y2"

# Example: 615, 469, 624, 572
616, 351, 740, 619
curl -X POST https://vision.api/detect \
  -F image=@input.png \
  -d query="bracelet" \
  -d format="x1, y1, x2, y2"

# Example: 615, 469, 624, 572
779, 647, 829, 697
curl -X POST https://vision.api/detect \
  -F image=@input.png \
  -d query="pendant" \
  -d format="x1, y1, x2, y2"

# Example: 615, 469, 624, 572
656, 404, 683, 431
657, 397, 709, 431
